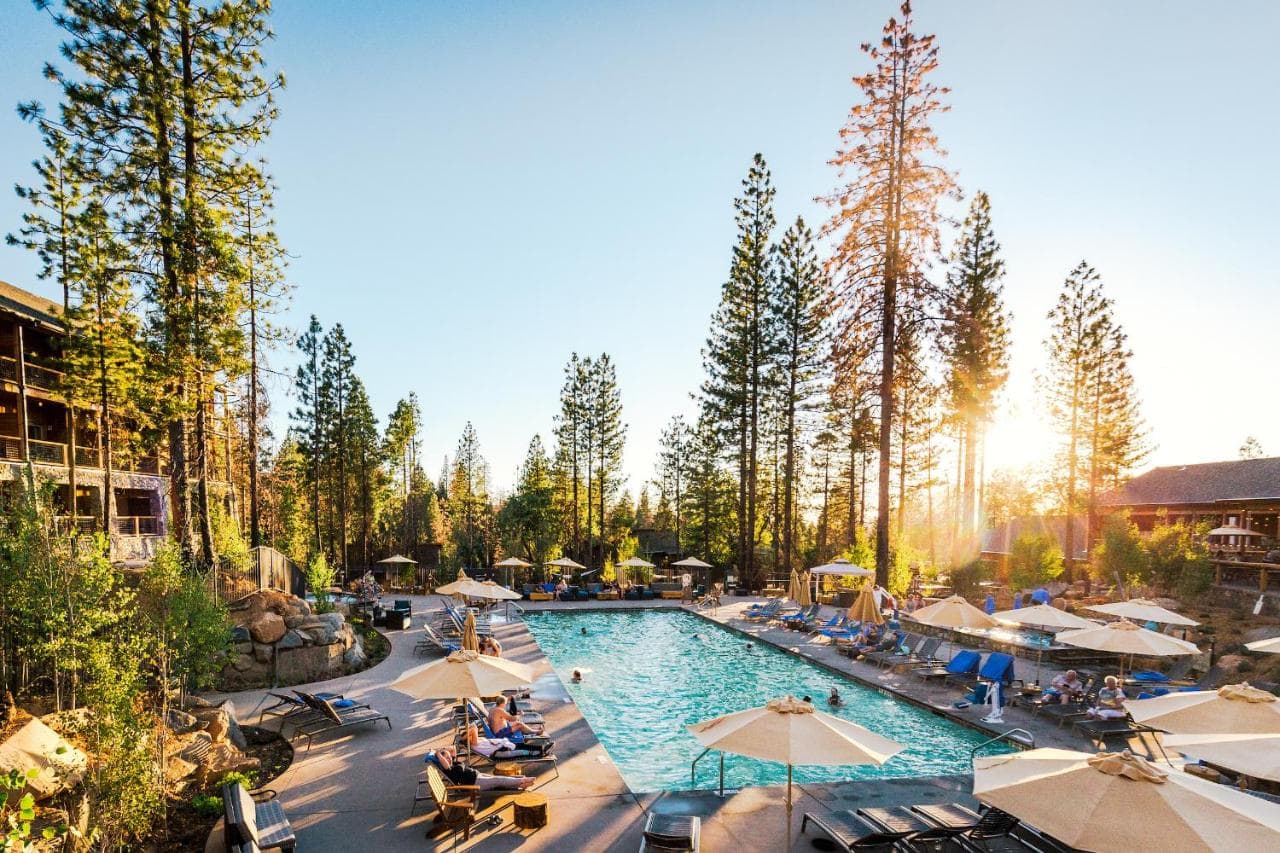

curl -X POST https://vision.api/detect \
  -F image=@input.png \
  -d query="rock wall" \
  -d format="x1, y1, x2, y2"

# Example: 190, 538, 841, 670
219, 590, 368, 690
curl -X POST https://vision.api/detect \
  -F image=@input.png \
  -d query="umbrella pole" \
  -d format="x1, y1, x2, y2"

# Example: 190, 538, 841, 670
786, 764, 793, 853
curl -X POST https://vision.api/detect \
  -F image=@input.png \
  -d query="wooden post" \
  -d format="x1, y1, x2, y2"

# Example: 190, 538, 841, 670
1261, 567, 1268, 594
1214, 561, 1222, 585
13, 325, 28, 463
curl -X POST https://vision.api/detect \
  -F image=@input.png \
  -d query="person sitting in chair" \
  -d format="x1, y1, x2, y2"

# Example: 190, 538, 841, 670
429, 747, 535, 791
1086, 676, 1128, 719
488, 701, 542, 738
1041, 670, 1085, 705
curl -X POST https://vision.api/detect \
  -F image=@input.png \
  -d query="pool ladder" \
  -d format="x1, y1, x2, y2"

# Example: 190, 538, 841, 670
969, 728, 1035, 767
691, 748, 726, 797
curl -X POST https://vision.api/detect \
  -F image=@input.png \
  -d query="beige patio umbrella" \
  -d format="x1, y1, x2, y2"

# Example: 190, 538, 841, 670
908, 594, 998, 630
391, 650, 534, 757
847, 584, 883, 626
1126, 682, 1280, 735
462, 610, 480, 652
1088, 598, 1199, 627
992, 604, 1095, 631
992, 604, 1096, 683
688, 696, 903, 852
1057, 618, 1198, 680
493, 555, 532, 588
1161, 732, 1280, 783
476, 580, 522, 601
1208, 525, 1265, 537
435, 572, 484, 597
1246, 636, 1280, 654
616, 556, 655, 588
974, 747, 1280, 851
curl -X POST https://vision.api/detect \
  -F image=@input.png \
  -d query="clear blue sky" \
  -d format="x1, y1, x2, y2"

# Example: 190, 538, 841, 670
2, 1, 1278, 495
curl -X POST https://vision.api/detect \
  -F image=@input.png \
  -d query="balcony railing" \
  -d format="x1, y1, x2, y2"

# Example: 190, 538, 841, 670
114, 516, 160, 536
0, 435, 19, 461
28, 438, 65, 465
74, 445, 102, 468
0, 355, 16, 383
54, 515, 98, 535
23, 361, 63, 392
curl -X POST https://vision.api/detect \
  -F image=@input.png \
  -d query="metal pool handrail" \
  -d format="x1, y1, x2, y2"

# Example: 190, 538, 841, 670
970, 728, 1035, 767
691, 747, 726, 796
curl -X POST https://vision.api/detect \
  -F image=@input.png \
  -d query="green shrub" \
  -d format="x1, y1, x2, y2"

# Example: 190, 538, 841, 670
306, 553, 337, 613
216, 770, 257, 791
1008, 534, 1064, 592
191, 794, 223, 818
1091, 515, 1149, 587
1147, 522, 1213, 600
950, 558, 991, 597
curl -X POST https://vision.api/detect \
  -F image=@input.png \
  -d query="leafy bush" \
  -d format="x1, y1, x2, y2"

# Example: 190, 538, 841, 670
190, 794, 223, 818
1147, 522, 1213, 600
950, 558, 991, 597
1091, 515, 1149, 587
306, 553, 337, 613
216, 770, 257, 791
140, 541, 232, 694
1008, 534, 1064, 591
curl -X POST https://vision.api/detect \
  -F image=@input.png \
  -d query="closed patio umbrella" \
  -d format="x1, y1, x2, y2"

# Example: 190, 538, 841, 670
688, 696, 903, 852
973, 747, 1280, 852
1088, 598, 1199, 627
796, 571, 812, 607
1126, 682, 1280, 735
1161, 732, 1280, 782
787, 569, 802, 603
462, 610, 479, 652
847, 584, 883, 626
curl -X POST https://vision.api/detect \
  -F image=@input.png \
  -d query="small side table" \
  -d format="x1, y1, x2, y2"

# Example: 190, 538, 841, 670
513, 792, 548, 829
493, 761, 521, 777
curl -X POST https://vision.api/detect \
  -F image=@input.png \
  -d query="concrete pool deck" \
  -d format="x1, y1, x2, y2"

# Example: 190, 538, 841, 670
202, 595, 1123, 851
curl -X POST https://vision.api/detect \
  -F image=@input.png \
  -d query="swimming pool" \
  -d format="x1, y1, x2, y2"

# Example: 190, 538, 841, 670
523, 610, 1009, 793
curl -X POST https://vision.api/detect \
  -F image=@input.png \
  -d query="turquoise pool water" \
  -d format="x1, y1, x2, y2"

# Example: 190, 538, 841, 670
524, 610, 1008, 793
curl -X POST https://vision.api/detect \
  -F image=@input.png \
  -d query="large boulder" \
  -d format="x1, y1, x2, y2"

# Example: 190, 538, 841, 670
252, 642, 274, 664
230, 653, 256, 672
165, 709, 201, 735
248, 612, 286, 644
278, 629, 305, 650
343, 638, 367, 669
190, 700, 248, 751
0, 718, 87, 800
194, 742, 260, 790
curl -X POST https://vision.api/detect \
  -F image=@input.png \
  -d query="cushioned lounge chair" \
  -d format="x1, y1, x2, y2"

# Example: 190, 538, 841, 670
260, 690, 347, 720
1034, 679, 1098, 727
808, 614, 843, 635
742, 600, 784, 622
948, 652, 1018, 693
639, 812, 701, 852
780, 603, 821, 629
1073, 715, 1164, 751
871, 636, 941, 670
416, 762, 511, 842
414, 624, 462, 656
287, 692, 391, 751
915, 649, 981, 682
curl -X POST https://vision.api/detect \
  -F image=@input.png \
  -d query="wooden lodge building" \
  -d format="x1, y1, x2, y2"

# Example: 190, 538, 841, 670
0, 278, 168, 562
1101, 457, 1280, 591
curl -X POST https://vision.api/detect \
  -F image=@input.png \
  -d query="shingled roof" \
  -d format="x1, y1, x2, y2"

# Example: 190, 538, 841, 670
0, 278, 61, 328
1101, 457, 1280, 507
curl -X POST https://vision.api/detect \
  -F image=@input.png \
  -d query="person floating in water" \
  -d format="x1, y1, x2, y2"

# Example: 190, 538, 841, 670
571, 669, 583, 683
828, 688, 843, 707
580, 626, 588, 636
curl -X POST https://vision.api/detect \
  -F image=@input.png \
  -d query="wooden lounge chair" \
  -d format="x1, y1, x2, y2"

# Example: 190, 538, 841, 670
863, 633, 921, 667
417, 763, 509, 843
222, 781, 295, 852
288, 693, 391, 751
800, 809, 913, 851
638, 812, 701, 852
1034, 679, 1098, 727
1072, 715, 1164, 751
415, 624, 461, 656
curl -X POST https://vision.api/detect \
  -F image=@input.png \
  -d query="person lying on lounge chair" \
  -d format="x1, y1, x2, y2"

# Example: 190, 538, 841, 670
488, 702, 542, 737
429, 747, 535, 791
465, 724, 553, 759
1086, 676, 1128, 719
1040, 670, 1085, 704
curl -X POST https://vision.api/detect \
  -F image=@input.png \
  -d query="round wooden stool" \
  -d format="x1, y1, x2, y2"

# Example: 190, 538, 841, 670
493, 761, 521, 777
513, 792, 548, 829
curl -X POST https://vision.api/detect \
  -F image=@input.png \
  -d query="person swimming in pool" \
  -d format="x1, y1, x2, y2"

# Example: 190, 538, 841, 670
827, 688, 843, 707
581, 626, 588, 636
571, 669, 583, 683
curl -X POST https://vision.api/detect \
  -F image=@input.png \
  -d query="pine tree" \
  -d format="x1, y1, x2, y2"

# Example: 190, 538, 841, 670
292, 316, 325, 555
940, 191, 1010, 546
590, 354, 626, 567
345, 379, 381, 571
1084, 323, 1149, 551
772, 216, 827, 572
553, 354, 588, 559
497, 436, 559, 564
701, 153, 777, 591
655, 415, 692, 551
448, 422, 489, 568
322, 325, 356, 576
1043, 261, 1111, 579
822, 1, 955, 586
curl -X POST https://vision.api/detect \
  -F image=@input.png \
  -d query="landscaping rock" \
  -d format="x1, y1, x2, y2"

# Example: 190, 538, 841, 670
252, 642, 274, 664
1217, 654, 1247, 675
277, 643, 344, 684
190, 700, 248, 751
248, 612, 287, 644
165, 709, 201, 735
233, 641, 253, 654
343, 638, 367, 669
0, 718, 87, 800
164, 755, 198, 785
230, 625, 251, 643
231, 653, 255, 672
181, 695, 214, 710
194, 743, 260, 790
278, 629, 305, 650
284, 614, 308, 629
177, 732, 213, 764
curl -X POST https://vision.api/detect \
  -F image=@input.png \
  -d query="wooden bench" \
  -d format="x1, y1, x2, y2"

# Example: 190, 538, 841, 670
222, 782, 295, 852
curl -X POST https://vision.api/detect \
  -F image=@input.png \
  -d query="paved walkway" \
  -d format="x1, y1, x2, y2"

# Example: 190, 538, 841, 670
201, 595, 1114, 851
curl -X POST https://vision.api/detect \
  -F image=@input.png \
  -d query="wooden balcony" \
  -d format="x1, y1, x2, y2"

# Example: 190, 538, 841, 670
0, 355, 16, 384
1, 433, 162, 476
114, 515, 160, 536
53, 515, 99, 535
0, 353, 63, 391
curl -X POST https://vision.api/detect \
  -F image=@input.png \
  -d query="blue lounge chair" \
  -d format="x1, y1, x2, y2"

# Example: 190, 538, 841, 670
780, 603, 821, 628
950, 652, 1018, 692
915, 649, 981, 682
807, 614, 842, 635
743, 600, 784, 622
818, 617, 854, 640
